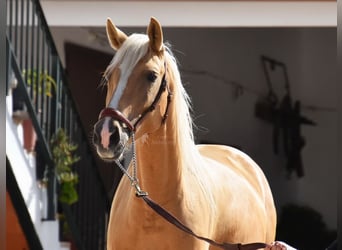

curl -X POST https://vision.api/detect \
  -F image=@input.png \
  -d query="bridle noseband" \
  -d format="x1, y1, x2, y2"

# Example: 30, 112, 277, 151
98, 63, 171, 132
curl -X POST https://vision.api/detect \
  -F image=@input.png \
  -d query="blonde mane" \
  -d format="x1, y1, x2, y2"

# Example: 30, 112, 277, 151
163, 47, 197, 164
164, 46, 216, 213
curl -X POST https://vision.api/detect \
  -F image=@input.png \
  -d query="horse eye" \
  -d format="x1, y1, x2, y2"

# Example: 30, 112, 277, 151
147, 72, 157, 82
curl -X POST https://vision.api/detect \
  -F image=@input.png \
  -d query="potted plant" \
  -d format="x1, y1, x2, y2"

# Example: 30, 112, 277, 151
50, 128, 80, 205
13, 70, 57, 153
22, 117, 37, 153
50, 128, 80, 246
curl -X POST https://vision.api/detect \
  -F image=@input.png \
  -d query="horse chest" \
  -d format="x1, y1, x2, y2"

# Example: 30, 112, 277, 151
108, 192, 209, 250
108, 211, 200, 250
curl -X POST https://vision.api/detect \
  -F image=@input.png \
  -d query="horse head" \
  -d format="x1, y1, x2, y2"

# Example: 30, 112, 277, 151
93, 17, 170, 161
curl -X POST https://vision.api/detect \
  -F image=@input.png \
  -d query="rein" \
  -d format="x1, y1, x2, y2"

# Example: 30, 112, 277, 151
98, 62, 268, 250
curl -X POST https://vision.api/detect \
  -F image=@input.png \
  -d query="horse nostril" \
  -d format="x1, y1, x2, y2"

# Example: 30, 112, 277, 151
109, 127, 120, 146
94, 119, 104, 133
93, 121, 104, 145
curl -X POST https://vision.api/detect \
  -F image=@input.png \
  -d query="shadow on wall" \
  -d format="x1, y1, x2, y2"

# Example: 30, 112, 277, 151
276, 204, 336, 250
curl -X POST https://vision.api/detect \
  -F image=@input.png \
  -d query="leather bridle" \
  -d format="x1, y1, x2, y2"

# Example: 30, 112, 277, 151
98, 63, 171, 132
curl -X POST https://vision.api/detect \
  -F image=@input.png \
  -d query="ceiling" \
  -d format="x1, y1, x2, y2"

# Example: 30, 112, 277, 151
40, 1, 336, 27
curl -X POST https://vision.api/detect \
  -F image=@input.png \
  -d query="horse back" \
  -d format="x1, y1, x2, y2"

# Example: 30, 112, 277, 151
198, 145, 269, 196
196, 144, 277, 243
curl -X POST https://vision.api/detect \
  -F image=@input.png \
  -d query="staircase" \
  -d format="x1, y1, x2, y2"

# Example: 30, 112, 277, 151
6, 0, 111, 249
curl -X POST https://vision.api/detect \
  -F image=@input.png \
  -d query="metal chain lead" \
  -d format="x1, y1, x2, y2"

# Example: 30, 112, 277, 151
132, 133, 138, 180
114, 159, 135, 183
114, 132, 148, 197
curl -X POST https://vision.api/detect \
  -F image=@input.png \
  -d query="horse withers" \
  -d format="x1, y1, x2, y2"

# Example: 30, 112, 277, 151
93, 17, 277, 250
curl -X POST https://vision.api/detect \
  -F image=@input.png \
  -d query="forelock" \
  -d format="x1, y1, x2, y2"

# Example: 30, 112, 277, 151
105, 34, 149, 78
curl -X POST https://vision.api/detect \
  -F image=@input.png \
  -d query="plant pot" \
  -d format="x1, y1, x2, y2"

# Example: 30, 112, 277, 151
22, 118, 37, 153
70, 240, 78, 250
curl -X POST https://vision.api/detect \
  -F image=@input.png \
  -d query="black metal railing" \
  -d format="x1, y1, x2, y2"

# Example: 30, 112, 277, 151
6, 0, 111, 249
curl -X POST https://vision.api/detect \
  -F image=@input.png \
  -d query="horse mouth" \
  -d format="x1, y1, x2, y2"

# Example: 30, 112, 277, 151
96, 144, 125, 161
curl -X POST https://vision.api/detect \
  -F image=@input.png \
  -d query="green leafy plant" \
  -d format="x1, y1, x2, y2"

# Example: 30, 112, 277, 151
50, 128, 80, 205
22, 69, 57, 98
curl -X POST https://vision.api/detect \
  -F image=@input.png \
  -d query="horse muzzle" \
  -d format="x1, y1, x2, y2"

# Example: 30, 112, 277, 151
93, 117, 130, 161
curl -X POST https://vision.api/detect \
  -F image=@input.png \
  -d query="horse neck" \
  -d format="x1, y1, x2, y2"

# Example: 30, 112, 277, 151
134, 110, 184, 204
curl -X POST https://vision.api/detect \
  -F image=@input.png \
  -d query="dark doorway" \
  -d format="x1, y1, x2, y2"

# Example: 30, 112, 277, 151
64, 42, 122, 199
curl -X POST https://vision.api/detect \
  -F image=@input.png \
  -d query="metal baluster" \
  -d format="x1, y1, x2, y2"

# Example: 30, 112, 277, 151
9, 0, 13, 40
20, 0, 24, 68
69, 109, 73, 140
57, 62, 61, 131
49, 53, 58, 136
14, 0, 18, 55
30, 2, 35, 98
59, 82, 63, 130
41, 33, 46, 133
62, 92, 66, 131
35, 19, 41, 119
24, 0, 30, 84
46, 48, 52, 142
59, 77, 64, 130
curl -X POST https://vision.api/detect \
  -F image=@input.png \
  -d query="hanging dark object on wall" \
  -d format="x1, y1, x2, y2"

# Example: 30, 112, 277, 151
255, 55, 316, 178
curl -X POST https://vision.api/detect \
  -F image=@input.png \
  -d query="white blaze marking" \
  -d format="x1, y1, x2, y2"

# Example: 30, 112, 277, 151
101, 118, 112, 149
106, 34, 149, 109
109, 72, 129, 109
108, 53, 136, 109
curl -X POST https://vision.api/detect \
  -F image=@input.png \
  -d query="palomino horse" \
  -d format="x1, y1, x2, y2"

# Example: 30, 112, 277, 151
93, 17, 276, 250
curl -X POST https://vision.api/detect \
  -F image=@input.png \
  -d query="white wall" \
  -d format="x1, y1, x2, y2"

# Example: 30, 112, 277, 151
50, 26, 337, 230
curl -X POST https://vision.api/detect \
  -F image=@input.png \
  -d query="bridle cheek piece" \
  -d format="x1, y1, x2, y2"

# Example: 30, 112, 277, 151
98, 63, 171, 132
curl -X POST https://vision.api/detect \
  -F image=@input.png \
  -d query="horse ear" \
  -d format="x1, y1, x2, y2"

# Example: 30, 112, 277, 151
147, 17, 163, 53
106, 18, 127, 50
